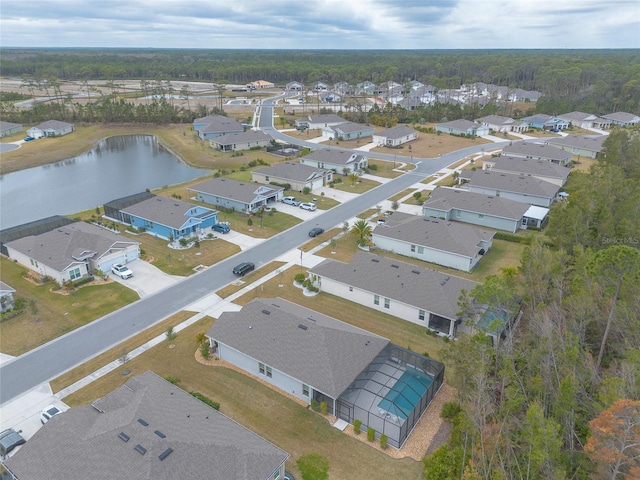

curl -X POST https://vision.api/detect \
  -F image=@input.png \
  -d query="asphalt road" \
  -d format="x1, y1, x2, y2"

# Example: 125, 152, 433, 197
0, 94, 506, 405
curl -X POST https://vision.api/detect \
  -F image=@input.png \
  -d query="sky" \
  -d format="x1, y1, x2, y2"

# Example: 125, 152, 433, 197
1, 0, 639, 50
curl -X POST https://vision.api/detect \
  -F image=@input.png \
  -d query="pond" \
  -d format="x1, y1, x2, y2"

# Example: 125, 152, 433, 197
0, 135, 209, 229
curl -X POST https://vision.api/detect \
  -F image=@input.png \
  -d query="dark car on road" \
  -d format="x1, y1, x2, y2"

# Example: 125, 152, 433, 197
308, 227, 324, 237
232, 262, 255, 276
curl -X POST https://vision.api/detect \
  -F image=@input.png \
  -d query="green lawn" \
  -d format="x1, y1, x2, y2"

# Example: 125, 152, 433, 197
331, 178, 381, 194
215, 209, 303, 238
0, 257, 139, 355
366, 159, 405, 179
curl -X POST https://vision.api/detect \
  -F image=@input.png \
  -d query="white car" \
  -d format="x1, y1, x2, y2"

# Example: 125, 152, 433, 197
282, 196, 301, 206
299, 202, 317, 211
111, 263, 133, 279
40, 405, 62, 424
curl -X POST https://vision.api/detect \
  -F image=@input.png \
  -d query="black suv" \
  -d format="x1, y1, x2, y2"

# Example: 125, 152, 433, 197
233, 262, 255, 276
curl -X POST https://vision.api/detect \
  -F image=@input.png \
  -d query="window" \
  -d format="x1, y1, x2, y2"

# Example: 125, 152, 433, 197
69, 268, 81, 280
302, 384, 309, 397
384, 298, 390, 309
273, 468, 281, 480
418, 246, 424, 254
259, 363, 265, 375
374, 295, 380, 306
419, 309, 426, 321
479, 214, 485, 219
266, 366, 272, 378
265, 176, 270, 182
410, 244, 416, 252
349, 286, 353, 292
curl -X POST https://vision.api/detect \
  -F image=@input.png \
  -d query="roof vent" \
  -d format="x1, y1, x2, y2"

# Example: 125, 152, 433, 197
391, 264, 399, 268
307, 317, 316, 322
118, 432, 130, 442
261, 309, 270, 315
159, 448, 173, 461
298, 324, 308, 330
371, 258, 379, 263
411, 270, 420, 274
138, 418, 149, 426
135, 444, 147, 455
154, 430, 166, 438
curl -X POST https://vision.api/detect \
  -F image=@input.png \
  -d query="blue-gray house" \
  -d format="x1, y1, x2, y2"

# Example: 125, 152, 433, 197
520, 114, 569, 131
120, 196, 218, 241
193, 115, 244, 140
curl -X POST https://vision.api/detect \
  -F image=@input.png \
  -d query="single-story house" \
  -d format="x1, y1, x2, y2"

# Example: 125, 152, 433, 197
460, 169, 561, 207
601, 111, 640, 127
310, 251, 479, 338
193, 115, 244, 140
247, 80, 275, 89
372, 125, 419, 147
544, 134, 607, 159
299, 148, 368, 174
251, 162, 332, 192
372, 212, 496, 272
119, 196, 218, 241
520, 114, 569, 131
312, 82, 329, 91
188, 178, 284, 214
285, 81, 304, 91
4, 371, 289, 480
435, 119, 489, 137
0, 121, 22, 138
321, 122, 374, 141
0, 281, 16, 313
206, 298, 444, 449
294, 114, 346, 130
475, 115, 528, 133
27, 120, 74, 138
209, 130, 272, 152
5, 221, 140, 285
509, 88, 542, 102
558, 111, 610, 130
422, 187, 531, 233
501, 142, 573, 166
483, 155, 571, 186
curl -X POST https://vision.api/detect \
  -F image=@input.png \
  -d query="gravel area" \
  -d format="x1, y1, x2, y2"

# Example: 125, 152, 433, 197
196, 349, 457, 460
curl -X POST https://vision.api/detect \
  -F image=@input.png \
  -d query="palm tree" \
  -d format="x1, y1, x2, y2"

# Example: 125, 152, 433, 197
350, 219, 373, 241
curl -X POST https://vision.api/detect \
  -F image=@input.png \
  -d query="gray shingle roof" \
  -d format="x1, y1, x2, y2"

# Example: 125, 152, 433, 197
0, 120, 22, 131
374, 125, 418, 139
422, 187, 530, 221
6, 222, 139, 271
121, 196, 217, 229
188, 178, 283, 204
461, 170, 561, 198
194, 115, 244, 135
253, 162, 327, 183
310, 252, 478, 321
301, 148, 366, 166
207, 298, 389, 398
4, 371, 288, 480
330, 122, 372, 134
485, 155, 571, 181
475, 115, 518, 126
211, 130, 271, 146
304, 114, 346, 124
602, 111, 640, 123
437, 119, 480, 131
501, 142, 571, 162
545, 134, 606, 153
373, 212, 495, 258
34, 119, 74, 130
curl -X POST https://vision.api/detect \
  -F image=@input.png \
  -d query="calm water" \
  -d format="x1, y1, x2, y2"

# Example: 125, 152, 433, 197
0, 135, 209, 229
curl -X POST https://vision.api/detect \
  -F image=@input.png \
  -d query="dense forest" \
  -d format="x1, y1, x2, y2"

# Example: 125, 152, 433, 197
426, 129, 640, 479
1, 48, 639, 114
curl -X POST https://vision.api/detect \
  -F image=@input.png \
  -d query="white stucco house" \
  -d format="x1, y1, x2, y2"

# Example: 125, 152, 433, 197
251, 161, 332, 192
372, 125, 419, 147
371, 212, 495, 272
27, 120, 74, 138
299, 148, 368, 174
5, 222, 140, 285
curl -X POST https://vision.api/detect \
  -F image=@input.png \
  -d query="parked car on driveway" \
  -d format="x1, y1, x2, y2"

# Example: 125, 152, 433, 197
0, 428, 25, 457
282, 196, 301, 206
111, 263, 133, 279
40, 404, 62, 424
308, 227, 324, 237
23, 136, 35, 142
299, 202, 317, 211
232, 262, 255, 276
212, 223, 230, 234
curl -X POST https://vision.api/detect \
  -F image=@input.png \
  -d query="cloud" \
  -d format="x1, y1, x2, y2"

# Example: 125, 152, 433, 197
0, 0, 637, 49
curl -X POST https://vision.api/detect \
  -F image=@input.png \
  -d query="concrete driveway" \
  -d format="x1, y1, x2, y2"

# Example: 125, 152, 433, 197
109, 259, 184, 298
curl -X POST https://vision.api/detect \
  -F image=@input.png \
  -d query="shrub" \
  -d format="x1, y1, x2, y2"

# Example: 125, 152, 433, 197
165, 376, 180, 385
441, 401, 462, 420
294, 273, 306, 284
166, 325, 177, 341
179, 238, 188, 247
190, 391, 220, 410
369, 163, 378, 170
380, 434, 388, 449
310, 398, 320, 411
353, 419, 362, 435
247, 218, 253, 226
367, 426, 375, 442
320, 401, 328, 415
200, 342, 210, 359
302, 186, 311, 195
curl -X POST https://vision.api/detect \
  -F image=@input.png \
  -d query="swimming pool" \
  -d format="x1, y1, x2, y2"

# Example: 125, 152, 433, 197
377, 367, 433, 420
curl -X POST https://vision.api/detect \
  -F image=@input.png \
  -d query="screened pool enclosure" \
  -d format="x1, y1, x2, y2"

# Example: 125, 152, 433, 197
336, 344, 444, 449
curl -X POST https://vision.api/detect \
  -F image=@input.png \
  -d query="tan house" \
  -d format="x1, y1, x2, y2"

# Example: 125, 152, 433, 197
247, 80, 275, 89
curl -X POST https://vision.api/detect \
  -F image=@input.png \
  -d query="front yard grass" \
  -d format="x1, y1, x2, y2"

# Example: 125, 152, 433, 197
215, 261, 287, 299
366, 159, 406, 178
0, 257, 139, 356
61, 317, 423, 480
388, 188, 416, 202
331, 177, 381, 194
